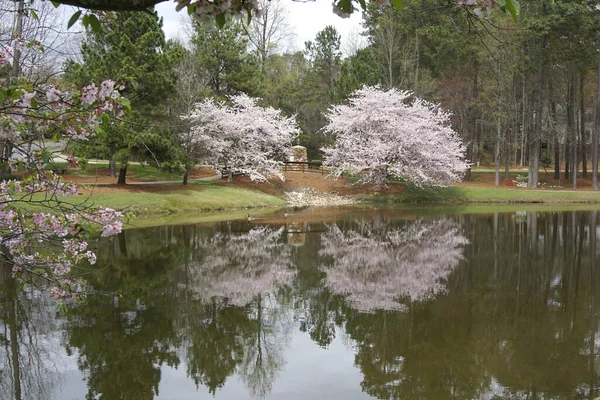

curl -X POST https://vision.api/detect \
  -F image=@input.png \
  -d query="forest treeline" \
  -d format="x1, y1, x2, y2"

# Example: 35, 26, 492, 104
5, 0, 600, 188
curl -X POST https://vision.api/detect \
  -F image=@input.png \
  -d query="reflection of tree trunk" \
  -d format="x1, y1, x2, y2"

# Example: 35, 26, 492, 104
590, 211, 597, 398
7, 277, 21, 400
256, 294, 263, 366
118, 231, 127, 256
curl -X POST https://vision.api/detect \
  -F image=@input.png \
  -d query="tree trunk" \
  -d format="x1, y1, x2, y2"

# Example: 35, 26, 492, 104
0, 1, 25, 176
183, 169, 189, 185
594, 48, 600, 190
581, 72, 587, 178
495, 62, 501, 186
550, 80, 560, 180
569, 68, 577, 189
465, 62, 479, 182
504, 128, 511, 181
109, 159, 116, 178
117, 165, 127, 185
528, 3, 546, 189
528, 69, 543, 188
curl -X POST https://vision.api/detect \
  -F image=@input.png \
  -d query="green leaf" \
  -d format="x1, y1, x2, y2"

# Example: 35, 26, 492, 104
505, 0, 520, 22
215, 13, 226, 29
51, 1, 60, 7
338, 0, 352, 13
120, 97, 131, 111
28, 8, 39, 20
87, 14, 101, 32
67, 10, 81, 29
391, 0, 402, 10
52, 132, 61, 142
358, 0, 367, 10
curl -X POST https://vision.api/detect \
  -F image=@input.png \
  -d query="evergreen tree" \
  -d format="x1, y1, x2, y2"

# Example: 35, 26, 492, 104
65, 10, 182, 184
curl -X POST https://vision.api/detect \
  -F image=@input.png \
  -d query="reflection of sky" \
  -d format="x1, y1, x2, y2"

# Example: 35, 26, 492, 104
48, 324, 369, 400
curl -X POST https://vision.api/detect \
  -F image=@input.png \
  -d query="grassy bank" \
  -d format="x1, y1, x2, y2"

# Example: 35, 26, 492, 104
366, 185, 600, 204
20, 183, 285, 215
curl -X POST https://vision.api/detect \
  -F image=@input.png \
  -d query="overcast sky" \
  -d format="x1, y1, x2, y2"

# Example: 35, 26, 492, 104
155, 0, 365, 53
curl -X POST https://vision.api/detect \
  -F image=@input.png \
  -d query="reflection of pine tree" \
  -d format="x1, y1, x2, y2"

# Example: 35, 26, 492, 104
320, 219, 468, 312
179, 298, 248, 395
239, 293, 292, 398
64, 231, 183, 400
185, 227, 296, 306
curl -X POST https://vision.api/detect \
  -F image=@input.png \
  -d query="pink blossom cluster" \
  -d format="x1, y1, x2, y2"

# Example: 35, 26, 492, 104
0, 35, 127, 303
173, 0, 262, 25
0, 78, 126, 142
2, 200, 122, 299
456, 0, 496, 17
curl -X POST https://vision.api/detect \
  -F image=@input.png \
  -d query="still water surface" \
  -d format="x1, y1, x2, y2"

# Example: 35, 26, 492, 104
1, 207, 600, 400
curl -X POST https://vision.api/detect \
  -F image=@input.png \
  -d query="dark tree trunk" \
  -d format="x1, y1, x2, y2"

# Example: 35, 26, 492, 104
581, 72, 587, 178
528, 2, 546, 189
183, 169, 189, 185
464, 62, 479, 182
594, 48, 600, 190
550, 80, 560, 180
117, 166, 127, 185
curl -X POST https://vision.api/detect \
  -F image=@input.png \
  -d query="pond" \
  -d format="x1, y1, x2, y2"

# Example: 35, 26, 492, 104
1, 207, 600, 400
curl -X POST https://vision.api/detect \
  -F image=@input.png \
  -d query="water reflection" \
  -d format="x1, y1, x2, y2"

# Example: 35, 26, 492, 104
319, 219, 468, 312
182, 226, 296, 307
1, 210, 600, 399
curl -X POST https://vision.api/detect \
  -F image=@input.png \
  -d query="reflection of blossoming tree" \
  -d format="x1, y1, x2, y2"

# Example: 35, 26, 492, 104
186, 226, 296, 307
319, 219, 468, 312
182, 226, 295, 398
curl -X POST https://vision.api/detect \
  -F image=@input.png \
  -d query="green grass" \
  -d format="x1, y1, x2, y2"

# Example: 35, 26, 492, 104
16, 183, 285, 215
87, 185, 284, 213
366, 185, 600, 204
50, 161, 187, 181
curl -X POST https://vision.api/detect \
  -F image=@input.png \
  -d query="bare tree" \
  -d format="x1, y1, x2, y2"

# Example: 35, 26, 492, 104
242, 0, 294, 69
341, 26, 366, 58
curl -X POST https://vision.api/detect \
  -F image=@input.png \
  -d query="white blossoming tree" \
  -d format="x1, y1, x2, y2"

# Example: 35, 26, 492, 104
182, 94, 300, 181
321, 86, 470, 187
319, 219, 468, 313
